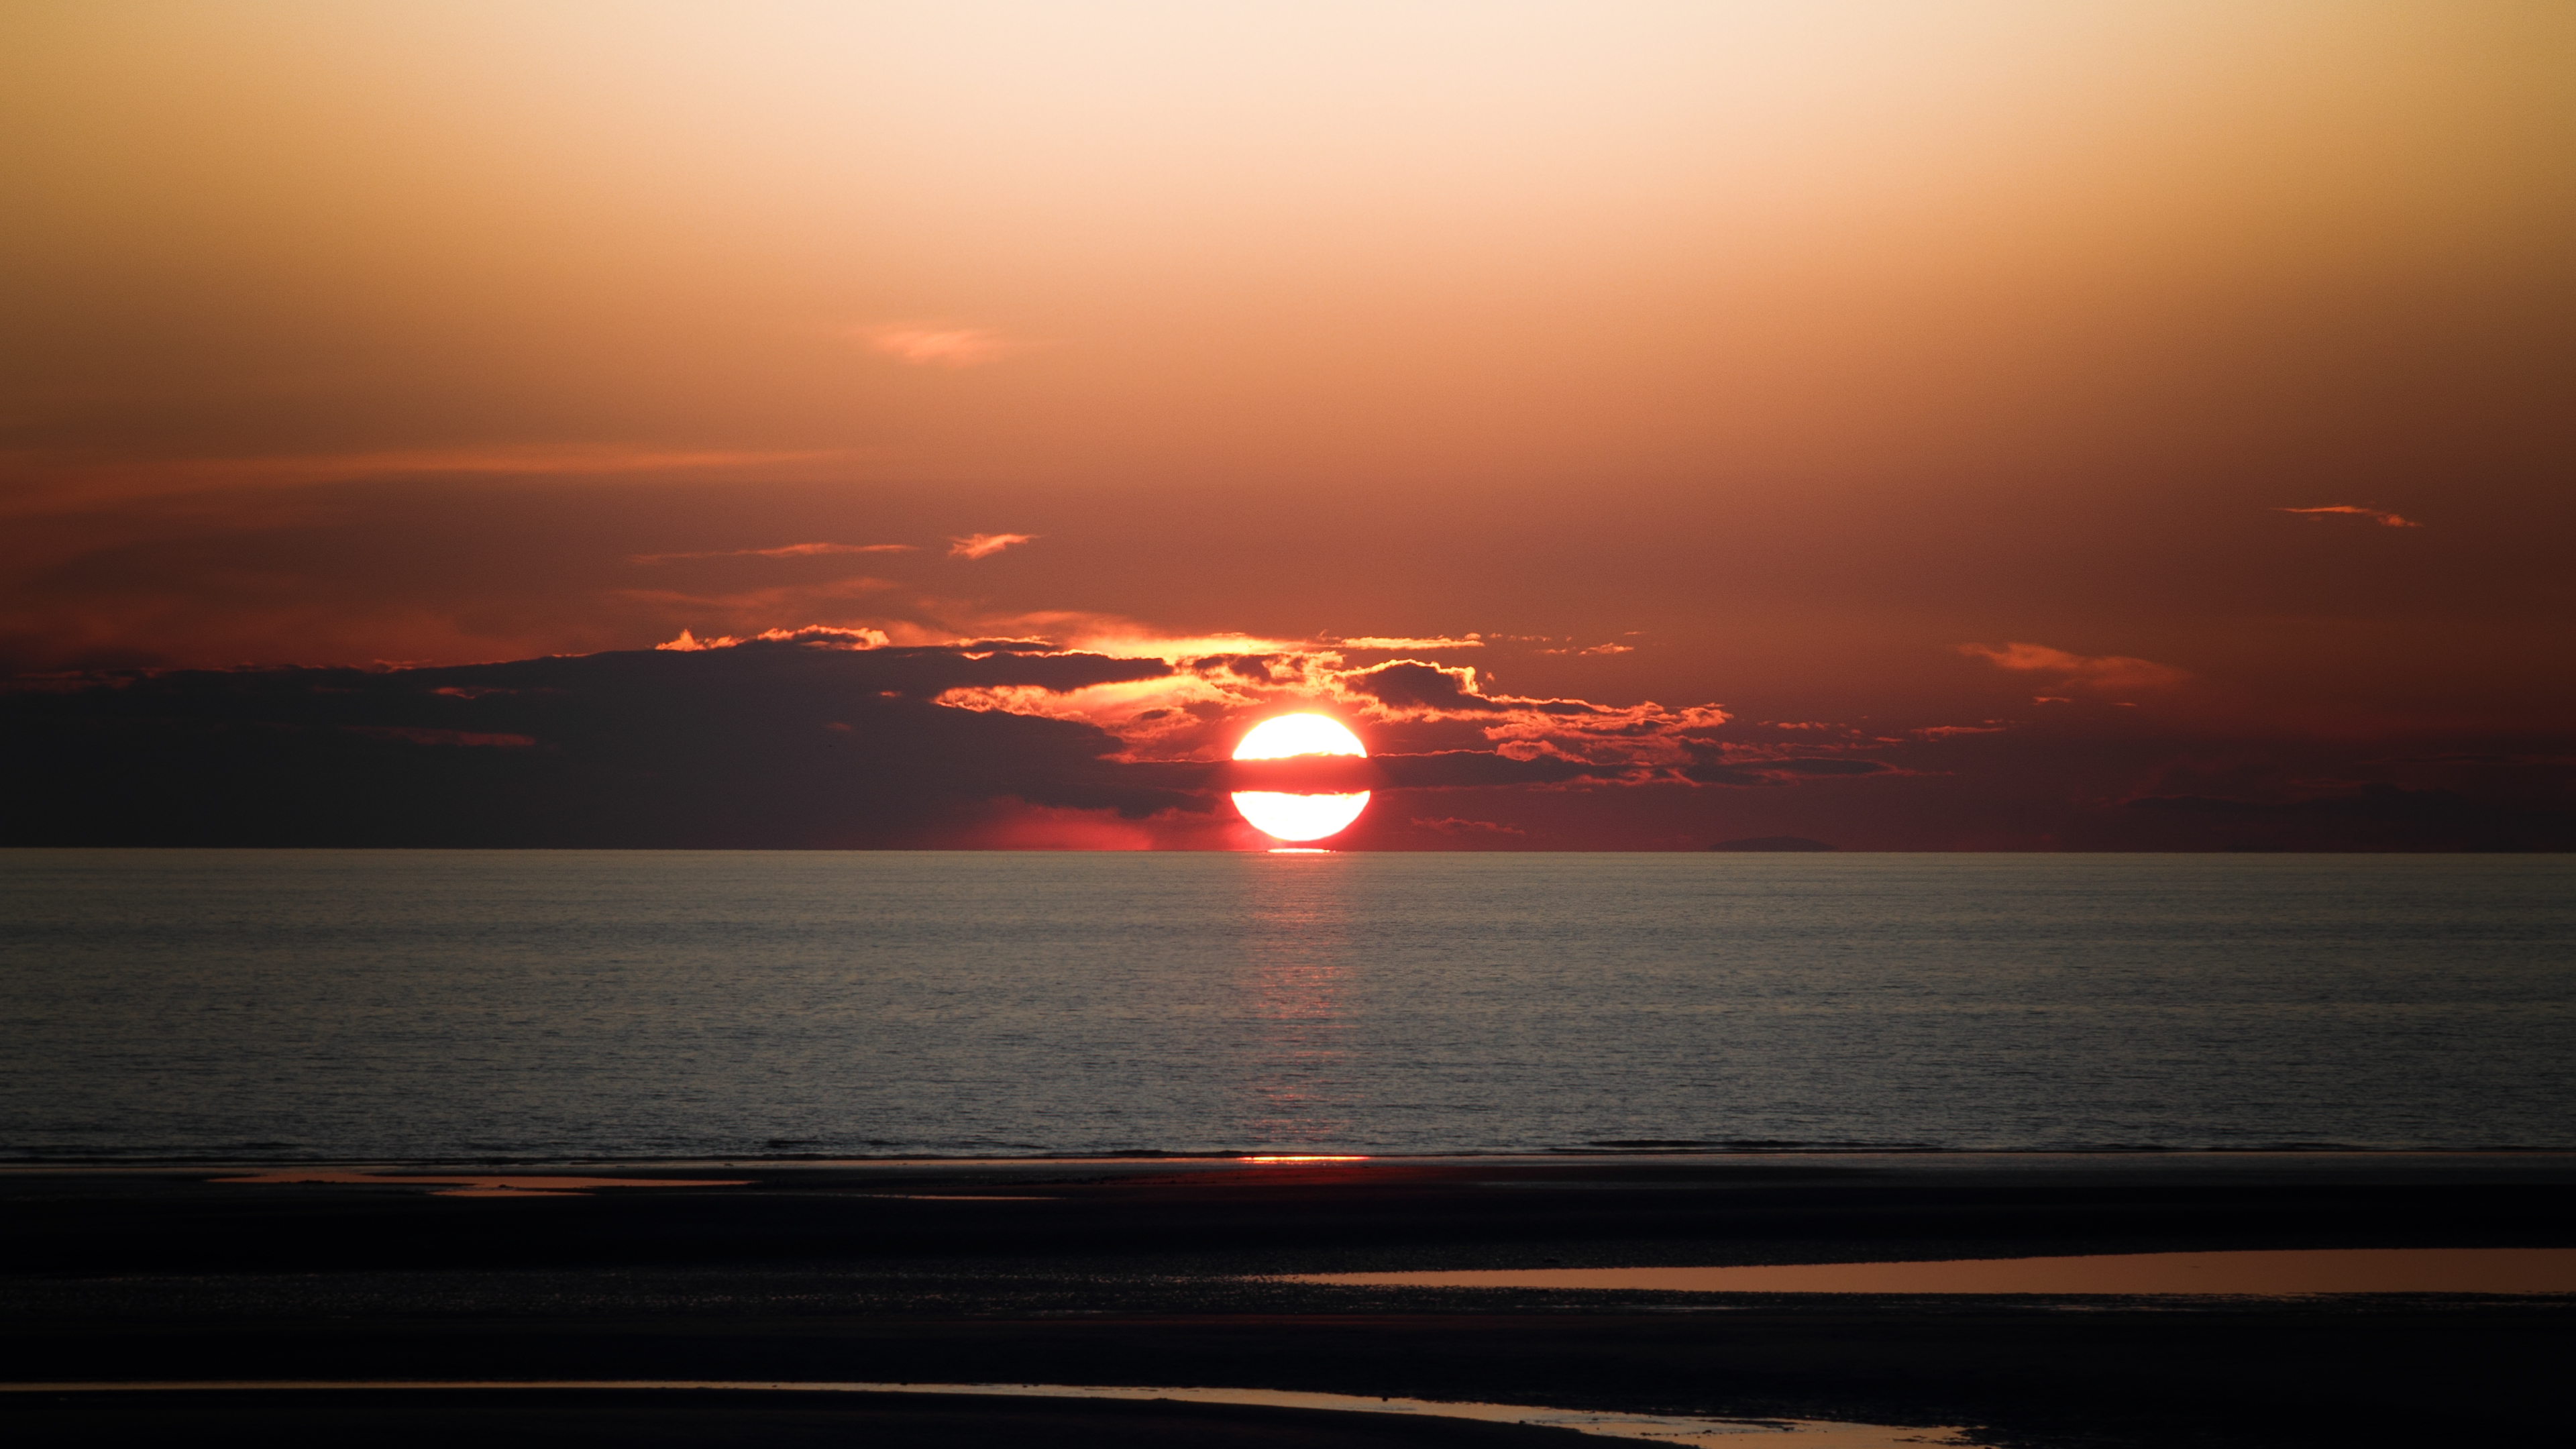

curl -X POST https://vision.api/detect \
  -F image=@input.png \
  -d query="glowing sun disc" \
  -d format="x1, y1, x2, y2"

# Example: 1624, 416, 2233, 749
1232, 712, 1369, 843
1231, 790, 1371, 841
1233, 713, 1366, 762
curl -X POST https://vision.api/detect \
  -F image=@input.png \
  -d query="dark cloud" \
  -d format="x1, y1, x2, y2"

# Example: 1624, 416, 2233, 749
1677, 762, 1769, 786
748, 640, 1175, 698
1342, 660, 1507, 713
14, 631, 2557, 851
1189, 654, 1302, 686
1335, 659, 1613, 724
2, 641, 1195, 847
2125, 784, 2573, 851
1764, 757, 1894, 777
1, 640, 1664, 847
1669, 739, 1894, 786
1373, 750, 1627, 788
1412, 816, 1525, 837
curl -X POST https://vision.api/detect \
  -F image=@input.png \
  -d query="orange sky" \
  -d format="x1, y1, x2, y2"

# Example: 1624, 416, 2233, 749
4, 1, 2571, 847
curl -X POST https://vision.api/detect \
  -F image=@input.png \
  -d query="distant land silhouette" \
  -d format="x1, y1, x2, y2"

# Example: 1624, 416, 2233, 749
1709, 835, 1835, 852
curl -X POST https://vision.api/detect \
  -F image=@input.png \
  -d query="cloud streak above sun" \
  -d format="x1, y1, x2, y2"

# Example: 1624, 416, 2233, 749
861, 325, 1029, 368
632, 541, 916, 564
2275, 505, 2422, 529
1960, 642, 2190, 693
1329, 635, 1487, 651
949, 533, 1037, 559
0, 445, 855, 517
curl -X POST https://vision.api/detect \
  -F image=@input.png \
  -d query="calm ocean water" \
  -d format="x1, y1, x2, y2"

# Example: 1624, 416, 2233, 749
3, 850, 2570, 1161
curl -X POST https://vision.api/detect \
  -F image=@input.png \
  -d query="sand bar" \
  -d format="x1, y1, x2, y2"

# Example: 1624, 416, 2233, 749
0, 1381, 1964, 1448
1291, 1246, 2576, 1295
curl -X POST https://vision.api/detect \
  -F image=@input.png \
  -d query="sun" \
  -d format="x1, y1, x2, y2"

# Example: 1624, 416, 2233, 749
1232, 713, 1369, 843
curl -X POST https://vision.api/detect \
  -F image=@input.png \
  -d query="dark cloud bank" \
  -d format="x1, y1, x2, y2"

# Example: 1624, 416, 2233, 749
6, 639, 2569, 850
3, 640, 1646, 848
4, 643, 1191, 847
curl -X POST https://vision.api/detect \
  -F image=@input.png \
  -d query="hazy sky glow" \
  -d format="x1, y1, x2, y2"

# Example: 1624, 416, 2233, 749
4, 1, 2571, 848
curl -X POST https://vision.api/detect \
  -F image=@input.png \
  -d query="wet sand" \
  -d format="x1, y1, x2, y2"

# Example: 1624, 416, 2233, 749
5, 1152, 2572, 1446
1292, 1246, 2576, 1295
0, 1386, 1598, 1448
0, 1381, 1965, 1448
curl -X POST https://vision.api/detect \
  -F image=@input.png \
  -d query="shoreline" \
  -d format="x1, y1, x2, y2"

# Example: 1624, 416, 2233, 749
9, 1145, 2576, 1172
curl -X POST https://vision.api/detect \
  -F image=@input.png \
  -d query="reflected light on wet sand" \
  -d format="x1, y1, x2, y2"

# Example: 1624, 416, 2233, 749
0, 1381, 1967, 1447
212, 1171, 748, 1198
1289, 1248, 2576, 1295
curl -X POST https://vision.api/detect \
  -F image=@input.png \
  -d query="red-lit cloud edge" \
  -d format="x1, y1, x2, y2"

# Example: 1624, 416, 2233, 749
658, 621, 1886, 794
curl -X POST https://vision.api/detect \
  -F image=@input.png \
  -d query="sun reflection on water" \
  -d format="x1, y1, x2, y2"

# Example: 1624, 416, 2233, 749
1231, 855, 1362, 1148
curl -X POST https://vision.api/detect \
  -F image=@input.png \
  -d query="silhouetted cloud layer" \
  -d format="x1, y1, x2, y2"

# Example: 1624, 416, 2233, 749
5, 641, 1187, 847
2126, 784, 2567, 853
2, 636, 1747, 847
7, 628, 2567, 851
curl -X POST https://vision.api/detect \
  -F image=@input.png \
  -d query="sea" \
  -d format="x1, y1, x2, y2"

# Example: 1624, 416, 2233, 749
3, 850, 2569, 1161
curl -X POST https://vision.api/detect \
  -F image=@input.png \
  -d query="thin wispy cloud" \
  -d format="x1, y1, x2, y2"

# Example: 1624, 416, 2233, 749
1, 445, 853, 518
833, 608, 1307, 662
861, 324, 1027, 368
950, 532, 1036, 559
655, 625, 890, 652
631, 541, 916, 564
2276, 504, 2422, 529
1330, 635, 1485, 650
1064, 625, 1305, 661
1960, 641, 2189, 692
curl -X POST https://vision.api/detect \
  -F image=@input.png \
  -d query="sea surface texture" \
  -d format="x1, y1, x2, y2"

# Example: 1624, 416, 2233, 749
3, 850, 2570, 1160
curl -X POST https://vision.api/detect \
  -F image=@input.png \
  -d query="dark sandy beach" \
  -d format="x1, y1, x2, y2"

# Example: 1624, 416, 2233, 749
6, 1152, 2573, 1446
